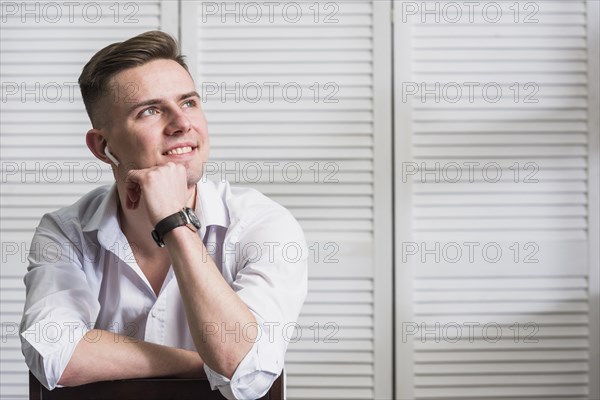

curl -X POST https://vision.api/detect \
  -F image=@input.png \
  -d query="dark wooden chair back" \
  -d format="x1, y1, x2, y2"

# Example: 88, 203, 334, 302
29, 371, 284, 400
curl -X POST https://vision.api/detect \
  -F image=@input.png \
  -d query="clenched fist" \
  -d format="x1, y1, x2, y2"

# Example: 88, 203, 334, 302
125, 162, 192, 225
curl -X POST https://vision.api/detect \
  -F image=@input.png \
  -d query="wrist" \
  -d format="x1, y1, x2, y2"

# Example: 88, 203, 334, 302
151, 207, 201, 247
161, 222, 194, 245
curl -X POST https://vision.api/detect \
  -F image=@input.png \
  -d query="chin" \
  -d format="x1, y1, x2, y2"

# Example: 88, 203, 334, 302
186, 170, 203, 187
181, 157, 205, 186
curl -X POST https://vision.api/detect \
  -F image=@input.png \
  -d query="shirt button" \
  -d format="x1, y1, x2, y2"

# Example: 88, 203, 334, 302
151, 309, 158, 318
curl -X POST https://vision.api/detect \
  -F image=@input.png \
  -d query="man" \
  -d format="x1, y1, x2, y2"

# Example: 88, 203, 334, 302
20, 30, 308, 400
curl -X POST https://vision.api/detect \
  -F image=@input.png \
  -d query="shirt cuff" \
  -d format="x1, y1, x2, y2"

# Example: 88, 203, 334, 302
21, 319, 91, 390
204, 323, 282, 400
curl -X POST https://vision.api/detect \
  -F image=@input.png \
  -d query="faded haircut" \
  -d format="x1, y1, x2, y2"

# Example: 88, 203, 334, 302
78, 30, 189, 127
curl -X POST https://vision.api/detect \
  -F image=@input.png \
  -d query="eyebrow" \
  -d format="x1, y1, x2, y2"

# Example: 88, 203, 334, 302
127, 91, 200, 114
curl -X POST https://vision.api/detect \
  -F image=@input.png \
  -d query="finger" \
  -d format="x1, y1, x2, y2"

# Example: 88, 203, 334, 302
124, 175, 141, 210
125, 183, 140, 209
125, 168, 143, 184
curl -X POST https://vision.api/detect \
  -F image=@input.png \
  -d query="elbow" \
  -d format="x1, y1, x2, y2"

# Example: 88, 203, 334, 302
208, 348, 250, 380
57, 355, 91, 387
57, 364, 79, 387
205, 334, 256, 380
209, 356, 239, 380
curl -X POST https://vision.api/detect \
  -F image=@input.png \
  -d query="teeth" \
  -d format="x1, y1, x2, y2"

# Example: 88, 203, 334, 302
166, 146, 192, 155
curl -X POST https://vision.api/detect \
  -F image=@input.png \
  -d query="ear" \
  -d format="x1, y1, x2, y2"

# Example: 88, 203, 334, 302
86, 129, 111, 165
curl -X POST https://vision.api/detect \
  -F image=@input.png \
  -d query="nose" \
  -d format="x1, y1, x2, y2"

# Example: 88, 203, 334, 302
165, 107, 191, 135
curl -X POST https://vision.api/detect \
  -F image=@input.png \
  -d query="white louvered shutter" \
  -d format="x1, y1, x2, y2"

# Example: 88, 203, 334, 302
0, 2, 175, 398
181, 1, 393, 398
395, 1, 596, 399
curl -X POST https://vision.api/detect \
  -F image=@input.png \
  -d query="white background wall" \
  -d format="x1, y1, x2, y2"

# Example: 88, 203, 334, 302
0, 1, 598, 399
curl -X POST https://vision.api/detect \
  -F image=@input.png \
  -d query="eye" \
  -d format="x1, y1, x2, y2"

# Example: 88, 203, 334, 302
182, 99, 196, 108
140, 107, 159, 117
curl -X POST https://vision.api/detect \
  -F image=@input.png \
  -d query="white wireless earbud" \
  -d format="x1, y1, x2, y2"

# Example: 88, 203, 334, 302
104, 146, 120, 166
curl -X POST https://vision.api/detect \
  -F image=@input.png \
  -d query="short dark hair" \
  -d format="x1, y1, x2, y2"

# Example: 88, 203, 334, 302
78, 30, 189, 127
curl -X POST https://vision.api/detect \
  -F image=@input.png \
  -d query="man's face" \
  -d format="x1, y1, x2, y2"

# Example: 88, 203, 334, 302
102, 59, 209, 187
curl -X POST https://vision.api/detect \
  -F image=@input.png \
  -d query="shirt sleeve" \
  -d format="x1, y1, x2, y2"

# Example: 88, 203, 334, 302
203, 316, 280, 400
205, 206, 308, 399
20, 214, 101, 390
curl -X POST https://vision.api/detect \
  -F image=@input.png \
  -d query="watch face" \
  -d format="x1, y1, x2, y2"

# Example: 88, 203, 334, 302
184, 207, 201, 229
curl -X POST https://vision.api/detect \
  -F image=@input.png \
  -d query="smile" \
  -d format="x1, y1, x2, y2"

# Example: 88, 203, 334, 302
164, 146, 193, 156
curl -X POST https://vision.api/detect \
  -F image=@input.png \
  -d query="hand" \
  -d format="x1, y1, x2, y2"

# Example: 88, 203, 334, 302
125, 162, 189, 225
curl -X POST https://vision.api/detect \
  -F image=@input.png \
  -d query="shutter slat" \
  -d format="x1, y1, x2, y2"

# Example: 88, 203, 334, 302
415, 349, 589, 363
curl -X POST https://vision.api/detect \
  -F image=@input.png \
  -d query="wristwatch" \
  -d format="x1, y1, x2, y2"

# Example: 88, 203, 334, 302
151, 207, 201, 247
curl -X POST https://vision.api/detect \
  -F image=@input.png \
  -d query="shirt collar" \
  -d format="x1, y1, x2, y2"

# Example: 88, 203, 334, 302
196, 178, 229, 229
82, 179, 229, 236
82, 184, 122, 249
82, 184, 119, 234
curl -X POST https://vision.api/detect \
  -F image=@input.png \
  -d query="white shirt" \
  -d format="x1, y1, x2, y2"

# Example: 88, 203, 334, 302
20, 178, 308, 400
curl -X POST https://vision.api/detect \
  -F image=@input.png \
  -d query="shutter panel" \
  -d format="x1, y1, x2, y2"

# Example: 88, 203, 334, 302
181, 1, 393, 398
0, 2, 173, 398
395, 1, 594, 399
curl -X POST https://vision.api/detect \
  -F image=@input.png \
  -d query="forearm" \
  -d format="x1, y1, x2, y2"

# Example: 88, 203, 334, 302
164, 227, 257, 379
58, 329, 204, 387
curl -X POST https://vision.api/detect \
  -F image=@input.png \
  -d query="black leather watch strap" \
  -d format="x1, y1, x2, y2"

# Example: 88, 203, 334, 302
151, 207, 200, 247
